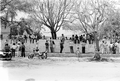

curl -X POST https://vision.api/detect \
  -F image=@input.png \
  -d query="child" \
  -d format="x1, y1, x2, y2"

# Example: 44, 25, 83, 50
45, 40, 49, 52
75, 47, 81, 61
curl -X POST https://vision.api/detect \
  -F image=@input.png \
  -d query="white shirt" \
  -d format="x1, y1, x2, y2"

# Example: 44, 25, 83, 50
12, 45, 17, 49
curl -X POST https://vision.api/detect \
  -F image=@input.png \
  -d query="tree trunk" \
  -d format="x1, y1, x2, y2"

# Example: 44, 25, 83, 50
93, 31, 101, 61
5, 12, 8, 29
51, 30, 57, 39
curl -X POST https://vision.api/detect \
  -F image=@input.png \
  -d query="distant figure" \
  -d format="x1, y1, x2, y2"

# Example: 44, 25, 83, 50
75, 47, 81, 61
75, 35, 78, 44
4, 44, 11, 52
35, 46, 40, 54
24, 35, 27, 43
29, 35, 32, 43
45, 40, 49, 52
115, 41, 119, 54
11, 43, 17, 57
0, 34, 3, 40
3, 43, 11, 58
112, 43, 117, 54
31, 34, 35, 43
17, 41, 21, 57
61, 34, 65, 43
60, 40, 64, 53
20, 42, 25, 57
109, 42, 113, 54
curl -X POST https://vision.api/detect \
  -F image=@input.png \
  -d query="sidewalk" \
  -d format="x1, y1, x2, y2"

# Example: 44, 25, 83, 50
47, 53, 120, 57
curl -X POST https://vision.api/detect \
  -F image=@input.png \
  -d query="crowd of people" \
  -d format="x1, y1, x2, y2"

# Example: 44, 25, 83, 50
100, 38, 120, 54
1, 32, 120, 59
69, 33, 95, 44
1, 34, 66, 58
3, 40, 25, 57
8, 34, 41, 44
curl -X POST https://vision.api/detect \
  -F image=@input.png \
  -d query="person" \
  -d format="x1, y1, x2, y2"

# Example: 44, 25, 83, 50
0, 34, 3, 40
35, 35, 38, 43
61, 34, 65, 43
3, 43, 11, 58
75, 35, 79, 44
11, 43, 17, 57
4, 44, 11, 53
45, 40, 49, 52
20, 42, 25, 57
29, 35, 32, 43
112, 43, 117, 54
115, 41, 119, 54
31, 34, 34, 43
35, 46, 40, 55
75, 47, 81, 61
100, 41, 105, 54
60, 40, 64, 53
104, 41, 108, 54
109, 42, 113, 54
16, 41, 21, 57
24, 35, 27, 43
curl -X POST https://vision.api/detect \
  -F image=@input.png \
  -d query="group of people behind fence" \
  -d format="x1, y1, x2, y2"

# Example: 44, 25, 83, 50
4, 40, 26, 57
100, 40, 120, 54
45, 34, 65, 53
70, 33, 94, 44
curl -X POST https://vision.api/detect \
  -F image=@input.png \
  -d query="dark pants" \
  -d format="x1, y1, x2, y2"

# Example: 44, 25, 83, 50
50, 47, 54, 53
32, 38, 34, 43
112, 49, 116, 54
11, 49, 15, 57
46, 47, 49, 52
21, 51, 25, 57
60, 47, 64, 53
36, 38, 38, 43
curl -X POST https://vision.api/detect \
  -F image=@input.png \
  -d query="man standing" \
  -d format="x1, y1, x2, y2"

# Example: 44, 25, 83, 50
61, 34, 65, 43
45, 40, 49, 52
11, 43, 17, 57
60, 40, 64, 53
20, 42, 25, 57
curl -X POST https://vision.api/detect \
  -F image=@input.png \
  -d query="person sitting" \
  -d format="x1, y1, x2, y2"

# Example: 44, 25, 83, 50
3, 44, 11, 58
35, 47, 40, 55
4, 44, 11, 53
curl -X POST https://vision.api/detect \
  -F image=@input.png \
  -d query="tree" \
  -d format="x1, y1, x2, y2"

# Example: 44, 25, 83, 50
0, 0, 32, 28
68, 0, 114, 60
101, 9, 120, 40
30, 0, 74, 39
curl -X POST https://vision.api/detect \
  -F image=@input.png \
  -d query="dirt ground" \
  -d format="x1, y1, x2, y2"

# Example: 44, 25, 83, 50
0, 57, 120, 81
